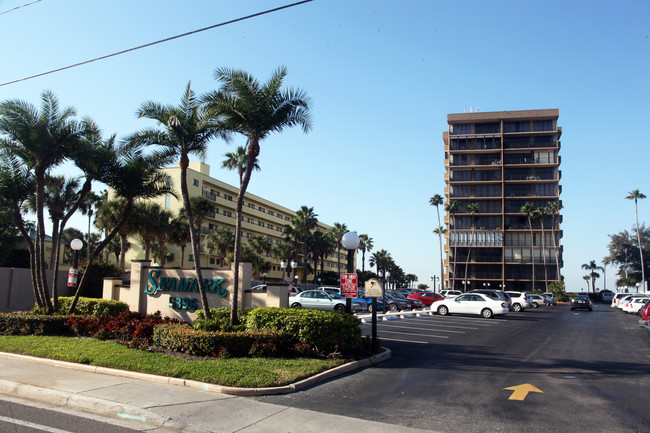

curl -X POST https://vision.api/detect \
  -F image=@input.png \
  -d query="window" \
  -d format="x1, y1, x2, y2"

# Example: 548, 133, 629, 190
533, 120, 554, 131
474, 122, 500, 134
189, 255, 194, 262
247, 217, 254, 223
258, 221, 264, 226
503, 121, 530, 133
258, 206, 265, 213
451, 123, 471, 135
268, 224, 274, 230
277, 214, 283, 219
193, 179, 199, 187
248, 203, 255, 208
223, 211, 232, 217
224, 194, 233, 201
209, 258, 215, 265
268, 211, 274, 216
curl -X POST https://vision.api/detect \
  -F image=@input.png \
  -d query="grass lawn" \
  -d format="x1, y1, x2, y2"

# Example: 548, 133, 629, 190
0, 335, 347, 388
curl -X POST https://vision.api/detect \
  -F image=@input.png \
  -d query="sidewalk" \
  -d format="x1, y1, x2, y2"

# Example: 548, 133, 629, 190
0, 352, 434, 433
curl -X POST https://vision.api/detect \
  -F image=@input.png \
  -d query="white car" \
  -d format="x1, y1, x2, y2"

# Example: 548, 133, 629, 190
612, 293, 632, 308
432, 292, 509, 318
506, 291, 533, 312
622, 296, 650, 314
440, 290, 463, 299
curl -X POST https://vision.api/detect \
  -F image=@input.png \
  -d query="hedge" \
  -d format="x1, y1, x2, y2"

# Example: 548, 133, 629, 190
0, 313, 70, 336
245, 308, 362, 356
193, 307, 252, 332
153, 323, 293, 357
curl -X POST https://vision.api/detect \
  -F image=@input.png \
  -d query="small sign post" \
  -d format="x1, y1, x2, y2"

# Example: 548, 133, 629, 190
340, 273, 358, 298
365, 278, 383, 353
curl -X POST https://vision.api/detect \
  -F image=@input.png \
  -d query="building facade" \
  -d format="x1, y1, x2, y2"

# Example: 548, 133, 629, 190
119, 162, 347, 283
443, 109, 563, 292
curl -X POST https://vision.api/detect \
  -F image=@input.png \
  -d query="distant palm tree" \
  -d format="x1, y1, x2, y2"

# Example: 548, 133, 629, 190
463, 203, 479, 289
329, 222, 348, 275
358, 234, 373, 283
521, 202, 536, 292
429, 194, 445, 288
204, 226, 235, 267
168, 215, 191, 267
537, 206, 549, 292
222, 146, 260, 185
582, 260, 604, 294
546, 201, 563, 282
284, 206, 318, 283
79, 190, 103, 262
272, 241, 297, 281
309, 230, 335, 279
582, 275, 591, 292
445, 200, 459, 290
626, 189, 646, 291
203, 66, 311, 325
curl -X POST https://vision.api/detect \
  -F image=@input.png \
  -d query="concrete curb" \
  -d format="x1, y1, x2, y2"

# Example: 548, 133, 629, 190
0, 347, 391, 397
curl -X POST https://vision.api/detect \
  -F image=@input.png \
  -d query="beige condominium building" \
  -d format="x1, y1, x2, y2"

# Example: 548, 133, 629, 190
119, 161, 346, 283
443, 109, 563, 292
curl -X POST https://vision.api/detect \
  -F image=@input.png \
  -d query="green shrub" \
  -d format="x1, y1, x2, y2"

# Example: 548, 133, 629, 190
194, 307, 251, 332
53, 297, 130, 316
0, 313, 70, 336
246, 307, 362, 356
152, 323, 292, 357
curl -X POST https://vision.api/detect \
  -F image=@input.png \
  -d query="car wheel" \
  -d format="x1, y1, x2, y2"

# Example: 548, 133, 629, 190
533, 302, 539, 308
437, 305, 449, 316
389, 303, 398, 312
512, 303, 522, 312
334, 304, 345, 312
481, 308, 493, 318
291, 303, 302, 308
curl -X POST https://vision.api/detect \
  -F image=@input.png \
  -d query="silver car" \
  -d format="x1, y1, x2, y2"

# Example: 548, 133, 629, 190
289, 290, 366, 312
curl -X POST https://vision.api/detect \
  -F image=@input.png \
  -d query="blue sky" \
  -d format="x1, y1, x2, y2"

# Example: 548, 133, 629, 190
2, 0, 649, 292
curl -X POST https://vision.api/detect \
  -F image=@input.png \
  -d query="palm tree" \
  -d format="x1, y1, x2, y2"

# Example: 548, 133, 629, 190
95, 198, 134, 270
521, 202, 536, 292
134, 82, 227, 319
626, 190, 646, 291
203, 66, 311, 325
247, 234, 272, 256
272, 241, 297, 281
204, 226, 235, 267
582, 275, 591, 292
444, 200, 459, 290
79, 190, 103, 262
429, 194, 445, 288
546, 201, 563, 282
358, 234, 373, 283
537, 206, 549, 292
308, 230, 335, 279
582, 260, 604, 294
222, 145, 260, 185
329, 222, 348, 275
0, 90, 85, 312
69, 140, 175, 313
463, 203, 479, 289
284, 206, 319, 283
168, 214, 190, 267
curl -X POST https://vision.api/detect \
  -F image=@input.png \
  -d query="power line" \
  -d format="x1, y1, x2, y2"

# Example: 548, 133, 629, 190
0, 0, 42, 16
0, 0, 313, 87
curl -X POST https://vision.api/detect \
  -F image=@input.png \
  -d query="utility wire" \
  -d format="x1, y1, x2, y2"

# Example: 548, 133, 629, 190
0, 0, 313, 87
0, 0, 42, 16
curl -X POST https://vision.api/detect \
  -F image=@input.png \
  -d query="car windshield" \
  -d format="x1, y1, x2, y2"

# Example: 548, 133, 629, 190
329, 292, 342, 299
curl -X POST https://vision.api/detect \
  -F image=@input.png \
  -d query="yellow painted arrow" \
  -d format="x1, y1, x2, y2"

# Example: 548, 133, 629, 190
504, 383, 544, 401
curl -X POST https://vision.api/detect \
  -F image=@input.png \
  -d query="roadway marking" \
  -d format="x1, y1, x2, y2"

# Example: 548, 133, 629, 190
376, 330, 449, 339
504, 383, 544, 400
0, 414, 75, 433
377, 337, 432, 344
376, 323, 467, 334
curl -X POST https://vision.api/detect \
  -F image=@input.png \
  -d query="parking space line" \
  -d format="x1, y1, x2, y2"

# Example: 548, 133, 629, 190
374, 336, 438, 344
377, 330, 449, 339
375, 323, 466, 334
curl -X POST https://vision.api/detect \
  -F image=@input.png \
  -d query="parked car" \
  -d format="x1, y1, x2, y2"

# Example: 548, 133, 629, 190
388, 291, 424, 310
542, 293, 557, 306
570, 294, 593, 311
289, 290, 367, 312
356, 289, 384, 313
612, 293, 633, 308
440, 290, 463, 299
432, 292, 509, 318
383, 293, 412, 312
599, 290, 615, 303
469, 289, 512, 308
528, 294, 546, 308
639, 299, 650, 324
506, 291, 533, 312
616, 294, 647, 310
408, 291, 445, 306
622, 296, 650, 314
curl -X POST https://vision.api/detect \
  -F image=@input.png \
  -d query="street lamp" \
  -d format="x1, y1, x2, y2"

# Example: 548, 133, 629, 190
341, 231, 360, 313
291, 260, 298, 286
280, 260, 287, 281
263, 272, 267, 285
461, 280, 469, 292
67, 238, 84, 288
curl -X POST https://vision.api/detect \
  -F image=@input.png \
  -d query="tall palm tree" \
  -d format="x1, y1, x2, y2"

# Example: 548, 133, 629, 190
203, 66, 311, 325
79, 190, 103, 262
134, 82, 227, 319
546, 200, 563, 282
358, 234, 373, 283
444, 200, 459, 290
309, 230, 335, 279
463, 203, 479, 289
0, 90, 85, 312
369, 249, 392, 288
329, 222, 348, 275
284, 206, 319, 283
69, 140, 175, 313
537, 206, 549, 292
582, 275, 591, 292
222, 145, 260, 185
521, 202, 536, 292
168, 214, 191, 267
582, 260, 604, 294
626, 190, 646, 291
95, 198, 135, 270
429, 194, 445, 288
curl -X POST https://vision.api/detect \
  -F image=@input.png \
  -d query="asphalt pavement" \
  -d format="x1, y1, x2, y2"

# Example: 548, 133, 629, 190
0, 348, 435, 433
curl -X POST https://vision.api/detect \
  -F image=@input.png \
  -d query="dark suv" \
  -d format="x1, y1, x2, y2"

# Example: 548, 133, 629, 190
570, 294, 593, 311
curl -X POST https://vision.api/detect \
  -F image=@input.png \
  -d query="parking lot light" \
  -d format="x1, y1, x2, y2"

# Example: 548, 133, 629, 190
341, 231, 360, 313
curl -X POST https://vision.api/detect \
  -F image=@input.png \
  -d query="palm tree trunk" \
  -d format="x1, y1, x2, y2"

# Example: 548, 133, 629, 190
635, 200, 646, 291
35, 167, 53, 313
436, 207, 444, 290
451, 215, 457, 291
540, 218, 548, 293
529, 216, 536, 292
551, 213, 561, 282
14, 209, 44, 308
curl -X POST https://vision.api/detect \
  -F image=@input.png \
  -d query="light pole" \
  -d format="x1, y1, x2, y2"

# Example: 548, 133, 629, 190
67, 238, 84, 288
378, 270, 386, 313
341, 231, 360, 314
318, 277, 321, 287
291, 260, 298, 288
280, 260, 287, 282
263, 272, 267, 285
